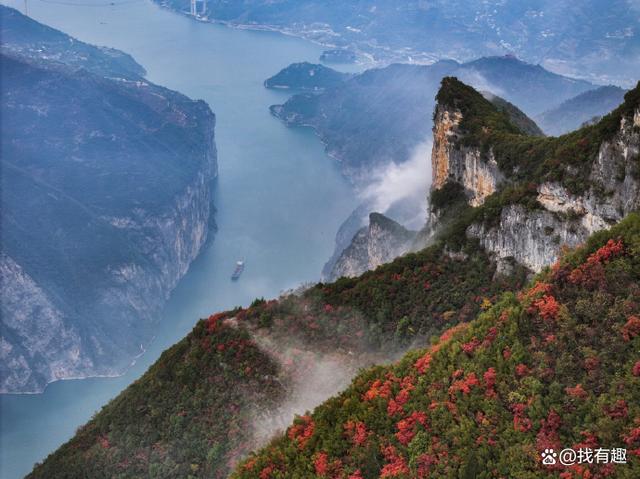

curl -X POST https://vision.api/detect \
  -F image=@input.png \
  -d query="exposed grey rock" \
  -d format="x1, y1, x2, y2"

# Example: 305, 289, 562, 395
467, 108, 640, 272
326, 213, 416, 281
0, 8, 218, 393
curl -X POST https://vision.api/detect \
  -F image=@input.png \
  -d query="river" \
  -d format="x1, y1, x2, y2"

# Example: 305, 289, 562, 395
0, 1, 363, 477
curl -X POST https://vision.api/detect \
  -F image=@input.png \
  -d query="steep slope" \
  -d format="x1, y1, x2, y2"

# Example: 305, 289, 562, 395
270, 57, 586, 183
156, 0, 639, 85
233, 214, 640, 479
0, 7, 217, 393
264, 62, 350, 91
430, 77, 640, 272
0, 5, 144, 78
325, 213, 417, 282
28, 76, 640, 479
28, 238, 529, 478
536, 86, 628, 136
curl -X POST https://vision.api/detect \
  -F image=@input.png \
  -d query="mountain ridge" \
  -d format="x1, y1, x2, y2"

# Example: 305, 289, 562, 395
0, 6, 218, 394
24, 70, 640, 478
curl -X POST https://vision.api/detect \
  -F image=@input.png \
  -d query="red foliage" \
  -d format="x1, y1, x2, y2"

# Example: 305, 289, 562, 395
344, 420, 369, 446
604, 400, 628, 419
573, 431, 598, 450
259, 465, 275, 479
515, 364, 530, 377
566, 384, 588, 399
569, 239, 625, 284
483, 367, 497, 389
633, 360, 640, 376
387, 377, 415, 416
584, 356, 599, 371
363, 379, 393, 401
622, 315, 640, 341
461, 337, 481, 355
483, 367, 497, 397
482, 326, 498, 347
536, 410, 562, 452
314, 452, 328, 477
623, 424, 640, 446
380, 445, 409, 478
524, 281, 552, 299
395, 411, 428, 445
348, 471, 364, 479
323, 304, 334, 313
415, 453, 437, 478
414, 352, 432, 374
502, 347, 512, 360
206, 313, 226, 333
531, 294, 560, 322
439, 323, 469, 343
387, 399, 404, 417
449, 372, 480, 396
98, 435, 110, 449
242, 457, 257, 472
512, 403, 532, 432
287, 415, 315, 449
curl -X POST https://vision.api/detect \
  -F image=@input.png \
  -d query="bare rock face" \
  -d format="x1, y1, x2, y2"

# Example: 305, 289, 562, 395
326, 213, 417, 281
429, 77, 640, 274
431, 106, 503, 207
467, 108, 640, 272
0, 8, 218, 393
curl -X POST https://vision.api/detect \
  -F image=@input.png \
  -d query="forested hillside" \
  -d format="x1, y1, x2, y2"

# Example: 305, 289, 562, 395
28, 77, 640, 478
233, 214, 640, 478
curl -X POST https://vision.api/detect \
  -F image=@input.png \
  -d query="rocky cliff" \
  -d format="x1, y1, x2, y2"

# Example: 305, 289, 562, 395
430, 77, 640, 272
0, 7, 218, 393
324, 213, 417, 281
536, 85, 628, 136
431, 106, 504, 207
269, 57, 595, 184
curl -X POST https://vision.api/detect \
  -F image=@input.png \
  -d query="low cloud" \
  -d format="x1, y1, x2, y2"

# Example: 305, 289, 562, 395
358, 139, 432, 229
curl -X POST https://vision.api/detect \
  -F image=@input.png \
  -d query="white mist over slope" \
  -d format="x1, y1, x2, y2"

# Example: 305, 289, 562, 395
358, 139, 432, 229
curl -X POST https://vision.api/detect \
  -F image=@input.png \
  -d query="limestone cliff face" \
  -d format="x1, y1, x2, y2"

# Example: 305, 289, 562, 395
466, 108, 640, 272
0, 11, 219, 392
431, 105, 503, 207
1, 137, 217, 393
326, 213, 416, 281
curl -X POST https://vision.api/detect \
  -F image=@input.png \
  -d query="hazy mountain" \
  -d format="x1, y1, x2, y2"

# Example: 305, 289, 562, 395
270, 56, 589, 182
158, 0, 640, 85
536, 85, 628, 136
264, 62, 351, 91
0, 6, 217, 393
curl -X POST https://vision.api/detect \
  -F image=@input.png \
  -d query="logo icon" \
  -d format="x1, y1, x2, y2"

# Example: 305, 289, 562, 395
541, 448, 557, 465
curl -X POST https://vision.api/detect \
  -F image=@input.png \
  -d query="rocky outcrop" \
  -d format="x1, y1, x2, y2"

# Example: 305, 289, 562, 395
431, 106, 503, 206
469, 108, 640, 271
431, 78, 640, 273
0, 9, 218, 393
326, 213, 416, 281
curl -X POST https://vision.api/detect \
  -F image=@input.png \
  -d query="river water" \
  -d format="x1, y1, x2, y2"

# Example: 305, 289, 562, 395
0, 1, 363, 477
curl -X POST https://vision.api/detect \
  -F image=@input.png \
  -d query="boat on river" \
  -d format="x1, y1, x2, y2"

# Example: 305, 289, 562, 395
231, 260, 245, 281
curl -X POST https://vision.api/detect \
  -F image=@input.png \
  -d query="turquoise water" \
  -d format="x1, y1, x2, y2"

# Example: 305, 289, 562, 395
0, 1, 362, 477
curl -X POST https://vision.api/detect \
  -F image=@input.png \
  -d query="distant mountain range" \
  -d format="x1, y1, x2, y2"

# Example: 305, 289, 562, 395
536, 85, 628, 136
269, 56, 596, 183
158, 0, 640, 85
30, 78, 640, 479
0, 6, 217, 393
264, 62, 351, 92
